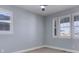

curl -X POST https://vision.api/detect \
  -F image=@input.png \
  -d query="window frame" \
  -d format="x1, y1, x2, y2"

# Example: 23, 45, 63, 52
52, 17, 58, 38
58, 15, 72, 38
72, 12, 79, 39
0, 8, 13, 34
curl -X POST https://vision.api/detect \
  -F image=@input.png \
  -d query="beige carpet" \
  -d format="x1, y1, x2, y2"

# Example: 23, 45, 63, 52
26, 47, 70, 53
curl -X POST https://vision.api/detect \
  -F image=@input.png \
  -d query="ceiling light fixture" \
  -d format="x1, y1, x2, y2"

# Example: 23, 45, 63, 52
40, 5, 48, 11
40, 5, 45, 9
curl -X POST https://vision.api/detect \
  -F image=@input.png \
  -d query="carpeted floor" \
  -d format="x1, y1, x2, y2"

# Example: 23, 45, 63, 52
26, 47, 69, 53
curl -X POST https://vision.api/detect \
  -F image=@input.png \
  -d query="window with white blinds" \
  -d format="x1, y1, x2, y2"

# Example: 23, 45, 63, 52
59, 16, 71, 37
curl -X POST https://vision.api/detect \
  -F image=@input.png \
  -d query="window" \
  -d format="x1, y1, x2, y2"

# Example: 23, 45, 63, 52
52, 17, 58, 37
59, 16, 71, 37
54, 19, 57, 36
52, 13, 79, 39
0, 10, 13, 34
73, 15, 79, 37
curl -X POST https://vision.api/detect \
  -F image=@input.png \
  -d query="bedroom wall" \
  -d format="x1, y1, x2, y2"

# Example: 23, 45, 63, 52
0, 5, 79, 52
0, 5, 45, 52
45, 6, 79, 51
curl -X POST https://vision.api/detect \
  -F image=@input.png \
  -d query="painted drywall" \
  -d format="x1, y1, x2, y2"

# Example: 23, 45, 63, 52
0, 5, 79, 52
0, 5, 45, 52
45, 6, 79, 51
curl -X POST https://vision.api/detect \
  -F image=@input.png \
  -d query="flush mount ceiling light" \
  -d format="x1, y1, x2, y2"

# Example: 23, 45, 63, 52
40, 5, 48, 11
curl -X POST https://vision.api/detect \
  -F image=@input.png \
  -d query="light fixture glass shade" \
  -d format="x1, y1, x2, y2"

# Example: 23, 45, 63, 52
40, 5, 45, 9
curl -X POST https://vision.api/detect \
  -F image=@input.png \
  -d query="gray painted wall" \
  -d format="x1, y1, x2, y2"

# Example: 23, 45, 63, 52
45, 6, 79, 51
1, 5, 79, 52
0, 5, 44, 52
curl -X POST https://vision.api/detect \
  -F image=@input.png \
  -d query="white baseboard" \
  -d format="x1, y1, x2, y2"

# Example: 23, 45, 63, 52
14, 45, 45, 53
45, 45, 79, 53
14, 45, 79, 53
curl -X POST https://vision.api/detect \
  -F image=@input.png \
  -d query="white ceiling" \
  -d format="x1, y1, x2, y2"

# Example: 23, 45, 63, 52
17, 5, 78, 16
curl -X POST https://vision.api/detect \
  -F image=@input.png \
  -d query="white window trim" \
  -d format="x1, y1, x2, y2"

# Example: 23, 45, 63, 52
52, 13, 79, 39
72, 12, 79, 39
58, 15, 72, 39
52, 17, 58, 38
0, 8, 13, 34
